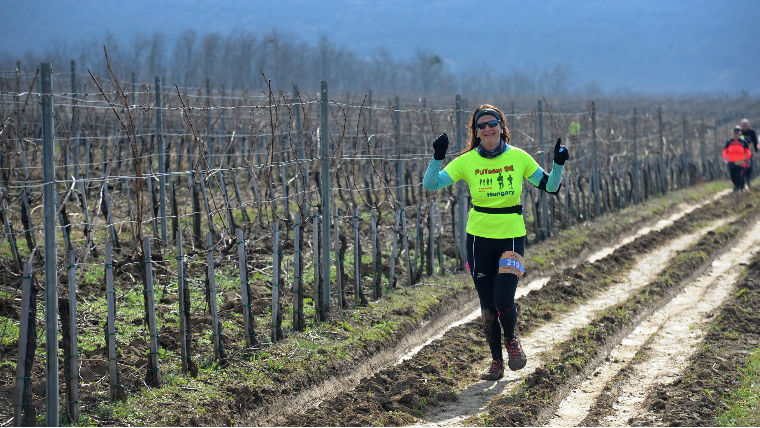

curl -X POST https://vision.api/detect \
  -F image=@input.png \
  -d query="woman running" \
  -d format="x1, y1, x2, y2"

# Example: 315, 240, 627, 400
723, 126, 752, 192
423, 104, 569, 380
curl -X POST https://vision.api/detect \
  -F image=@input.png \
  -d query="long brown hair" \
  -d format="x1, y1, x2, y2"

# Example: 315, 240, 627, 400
462, 104, 511, 154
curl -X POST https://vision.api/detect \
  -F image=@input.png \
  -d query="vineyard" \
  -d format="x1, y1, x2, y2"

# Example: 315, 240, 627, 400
0, 60, 759, 426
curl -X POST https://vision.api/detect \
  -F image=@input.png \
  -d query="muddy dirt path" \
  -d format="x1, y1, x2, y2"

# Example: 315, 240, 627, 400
396, 191, 730, 367
419, 216, 733, 426
542, 218, 760, 426
266, 190, 742, 427
629, 247, 760, 426
585, 190, 729, 263
244, 279, 479, 426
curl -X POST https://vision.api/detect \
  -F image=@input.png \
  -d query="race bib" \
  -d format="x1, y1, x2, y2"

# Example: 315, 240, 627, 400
498, 251, 525, 276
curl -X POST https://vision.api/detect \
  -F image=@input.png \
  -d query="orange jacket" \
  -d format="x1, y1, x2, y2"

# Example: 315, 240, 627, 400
723, 139, 751, 166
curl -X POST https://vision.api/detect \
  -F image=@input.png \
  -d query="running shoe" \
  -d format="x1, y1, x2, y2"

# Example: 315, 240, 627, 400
506, 335, 527, 370
479, 359, 504, 381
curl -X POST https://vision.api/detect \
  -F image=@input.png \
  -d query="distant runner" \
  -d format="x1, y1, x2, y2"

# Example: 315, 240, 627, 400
423, 104, 569, 380
740, 119, 758, 189
723, 126, 752, 192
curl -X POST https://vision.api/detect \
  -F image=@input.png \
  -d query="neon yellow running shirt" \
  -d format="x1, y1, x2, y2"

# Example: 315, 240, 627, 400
444, 147, 539, 239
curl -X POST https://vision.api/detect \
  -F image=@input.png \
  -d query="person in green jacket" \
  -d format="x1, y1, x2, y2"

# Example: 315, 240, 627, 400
423, 104, 569, 380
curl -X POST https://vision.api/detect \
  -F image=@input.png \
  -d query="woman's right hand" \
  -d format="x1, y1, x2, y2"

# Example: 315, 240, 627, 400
433, 133, 449, 160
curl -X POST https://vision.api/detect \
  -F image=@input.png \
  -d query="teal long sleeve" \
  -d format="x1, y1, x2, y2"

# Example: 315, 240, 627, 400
546, 162, 563, 192
423, 158, 454, 191
527, 162, 564, 192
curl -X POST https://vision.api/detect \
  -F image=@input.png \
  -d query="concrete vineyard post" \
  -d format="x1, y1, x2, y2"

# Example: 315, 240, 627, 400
371, 209, 380, 299
633, 108, 639, 203
64, 251, 80, 422
272, 221, 283, 342
237, 229, 256, 347
206, 233, 225, 363
176, 231, 190, 372
293, 214, 305, 330
102, 179, 119, 248
389, 208, 400, 289
354, 207, 365, 306
334, 208, 346, 308
14, 262, 35, 426
402, 208, 412, 287
170, 181, 179, 244
699, 120, 707, 176
67, 60, 76, 183
427, 201, 434, 276
200, 173, 215, 236
142, 238, 160, 386
436, 204, 444, 275
394, 96, 403, 206
538, 100, 548, 239
104, 242, 121, 400
155, 76, 168, 245
455, 95, 466, 269
206, 78, 213, 168
415, 203, 422, 273
591, 101, 600, 217
41, 62, 59, 425
319, 81, 331, 317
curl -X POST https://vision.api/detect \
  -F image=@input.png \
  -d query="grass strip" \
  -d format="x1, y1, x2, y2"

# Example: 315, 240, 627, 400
717, 347, 760, 426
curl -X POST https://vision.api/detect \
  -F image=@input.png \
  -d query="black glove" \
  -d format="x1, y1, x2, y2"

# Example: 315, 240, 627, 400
554, 138, 569, 165
433, 133, 449, 160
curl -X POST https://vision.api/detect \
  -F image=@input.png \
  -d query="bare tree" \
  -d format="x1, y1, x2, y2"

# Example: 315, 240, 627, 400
129, 35, 149, 79
410, 49, 445, 95
540, 63, 575, 95
0, 26, 598, 98
201, 33, 221, 81
172, 30, 197, 87
147, 32, 166, 78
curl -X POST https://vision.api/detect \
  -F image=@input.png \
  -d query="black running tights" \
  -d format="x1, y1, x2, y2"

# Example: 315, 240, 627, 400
466, 233, 525, 362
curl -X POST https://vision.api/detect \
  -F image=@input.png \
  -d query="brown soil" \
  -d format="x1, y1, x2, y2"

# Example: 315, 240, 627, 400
473, 207, 756, 426
0, 185, 737, 426
625, 252, 760, 426
275, 190, 759, 426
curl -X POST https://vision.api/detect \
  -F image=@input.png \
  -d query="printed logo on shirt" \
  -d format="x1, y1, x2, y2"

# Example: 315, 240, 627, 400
474, 168, 503, 175
487, 190, 515, 197
474, 167, 515, 193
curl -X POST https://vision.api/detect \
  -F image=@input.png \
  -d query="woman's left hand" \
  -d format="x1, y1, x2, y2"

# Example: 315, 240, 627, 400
554, 138, 570, 165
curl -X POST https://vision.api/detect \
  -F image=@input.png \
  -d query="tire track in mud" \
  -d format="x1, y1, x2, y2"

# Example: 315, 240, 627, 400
477, 197, 760, 427
548, 218, 760, 426
250, 191, 726, 426
396, 190, 730, 366
584, 189, 730, 263
423, 217, 732, 426
630, 248, 760, 426
277, 191, 748, 427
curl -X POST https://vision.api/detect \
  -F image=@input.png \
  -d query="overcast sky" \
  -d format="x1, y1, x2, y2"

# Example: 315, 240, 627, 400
2, 0, 759, 94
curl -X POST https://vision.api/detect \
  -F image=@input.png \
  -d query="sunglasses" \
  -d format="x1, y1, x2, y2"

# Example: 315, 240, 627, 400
476, 120, 501, 130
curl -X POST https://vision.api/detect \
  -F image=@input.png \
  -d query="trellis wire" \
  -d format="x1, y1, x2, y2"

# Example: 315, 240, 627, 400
0, 61, 754, 422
